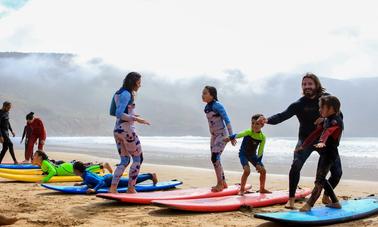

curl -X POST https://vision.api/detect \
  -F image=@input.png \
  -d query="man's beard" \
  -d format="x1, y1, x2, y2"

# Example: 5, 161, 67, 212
303, 88, 316, 97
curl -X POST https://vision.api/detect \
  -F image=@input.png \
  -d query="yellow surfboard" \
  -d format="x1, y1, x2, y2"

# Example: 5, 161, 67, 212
0, 168, 43, 175
0, 172, 126, 183
0, 168, 103, 175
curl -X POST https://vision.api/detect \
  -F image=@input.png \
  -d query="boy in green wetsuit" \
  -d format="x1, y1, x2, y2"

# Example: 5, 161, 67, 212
32, 150, 111, 183
225, 114, 271, 195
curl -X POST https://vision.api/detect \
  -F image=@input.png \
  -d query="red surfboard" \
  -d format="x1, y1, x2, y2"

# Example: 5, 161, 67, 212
152, 188, 311, 212
96, 184, 250, 204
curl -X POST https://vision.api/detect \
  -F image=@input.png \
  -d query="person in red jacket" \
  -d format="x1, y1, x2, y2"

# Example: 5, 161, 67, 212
23, 112, 46, 163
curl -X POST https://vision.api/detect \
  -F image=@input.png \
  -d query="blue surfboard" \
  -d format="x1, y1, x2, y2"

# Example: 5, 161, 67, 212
41, 180, 183, 194
0, 163, 39, 169
254, 196, 378, 225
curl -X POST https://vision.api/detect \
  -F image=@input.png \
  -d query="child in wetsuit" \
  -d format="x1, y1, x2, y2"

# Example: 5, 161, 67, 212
73, 161, 158, 194
32, 150, 111, 183
202, 86, 236, 192
297, 95, 344, 212
225, 114, 271, 195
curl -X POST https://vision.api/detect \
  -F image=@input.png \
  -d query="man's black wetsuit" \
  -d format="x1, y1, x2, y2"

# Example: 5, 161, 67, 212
267, 94, 343, 198
0, 109, 17, 163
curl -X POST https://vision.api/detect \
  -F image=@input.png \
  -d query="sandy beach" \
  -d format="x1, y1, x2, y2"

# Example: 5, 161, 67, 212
0, 150, 377, 227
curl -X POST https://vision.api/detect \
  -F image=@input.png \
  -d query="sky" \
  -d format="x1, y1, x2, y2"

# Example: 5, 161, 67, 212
1, 0, 378, 81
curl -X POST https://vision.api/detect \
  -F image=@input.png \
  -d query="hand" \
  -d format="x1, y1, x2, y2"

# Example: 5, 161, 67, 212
230, 139, 237, 146
314, 143, 326, 149
40, 140, 45, 145
0, 137, 4, 144
294, 146, 304, 152
11, 132, 15, 137
135, 117, 151, 125
20, 139, 23, 144
314, 117, 324, 126
35, 141, 38, 145
223, 137, 231, 143
257, 116, 268, 125
86, 188, 96, 194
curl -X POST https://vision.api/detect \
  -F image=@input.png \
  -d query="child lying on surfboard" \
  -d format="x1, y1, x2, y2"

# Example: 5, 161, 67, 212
225, 114, 271, 195
73, 161, 158, 194
295, 96, 343, 212
32, 150, 112, 183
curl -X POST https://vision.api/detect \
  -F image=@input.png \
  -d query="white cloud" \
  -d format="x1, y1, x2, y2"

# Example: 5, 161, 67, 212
1, 0, 378, 80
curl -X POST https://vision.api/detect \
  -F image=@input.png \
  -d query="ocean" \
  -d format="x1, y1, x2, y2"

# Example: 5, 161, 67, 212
10, 136, 378, 181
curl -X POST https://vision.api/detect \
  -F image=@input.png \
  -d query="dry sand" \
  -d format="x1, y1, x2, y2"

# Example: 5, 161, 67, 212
0, 150, 377, 226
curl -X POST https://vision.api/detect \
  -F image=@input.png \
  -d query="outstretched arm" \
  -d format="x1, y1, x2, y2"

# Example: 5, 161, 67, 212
267, 102, 297, 125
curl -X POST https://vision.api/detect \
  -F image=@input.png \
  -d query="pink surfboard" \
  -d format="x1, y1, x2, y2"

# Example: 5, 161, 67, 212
152, 188, 312, 212
96, 184, 250, 204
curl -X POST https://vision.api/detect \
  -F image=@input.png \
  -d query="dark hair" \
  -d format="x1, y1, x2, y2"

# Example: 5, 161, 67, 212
26, 112, 34, 120
122, 72, 141, 93
319, 95, 341, 114
302, 73, 326, 96
2, 101, 11, 108
251, 114, 263, 122
204, 86, 218, 101
73, 161, 86, 173
35, 150, 48, 161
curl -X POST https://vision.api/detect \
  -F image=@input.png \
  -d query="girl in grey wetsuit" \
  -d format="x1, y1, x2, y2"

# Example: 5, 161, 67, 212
202, 86, 236, 192
108, 72, 150, 194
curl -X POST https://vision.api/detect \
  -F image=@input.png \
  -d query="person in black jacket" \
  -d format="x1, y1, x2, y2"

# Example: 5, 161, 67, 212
0, 101, 18, 164
258, 73, 342, 209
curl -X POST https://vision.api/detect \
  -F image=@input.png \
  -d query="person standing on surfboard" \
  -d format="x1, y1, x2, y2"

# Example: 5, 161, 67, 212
23, 112, 47, 163
297, 96, 343, 211
257, 73, 343, 209
0, 101, 18, 164
202, 86, 236, 192
225, 114, 271, 195
108, 72, 151, 194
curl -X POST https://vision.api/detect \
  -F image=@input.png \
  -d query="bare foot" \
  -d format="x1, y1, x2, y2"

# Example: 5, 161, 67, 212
239, 188, 247, 195
151, 173, 158, 185
103, 162, 113, 174
259, 189, 272, 194
322, 195, 332, 205
284, 198, 296, 209
326, 202, 342, 209
0, 215, 18, 225
222, 181, 228, 189
108, 186, 118, 194
299, 203, 311, 212
127, 187, 137, 194
211, 183, 225, 192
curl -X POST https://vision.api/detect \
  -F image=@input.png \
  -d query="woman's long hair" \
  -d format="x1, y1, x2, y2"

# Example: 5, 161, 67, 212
122, 72, 141, 102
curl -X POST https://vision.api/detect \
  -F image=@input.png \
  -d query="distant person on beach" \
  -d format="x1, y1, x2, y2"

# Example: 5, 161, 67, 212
0, 101, 18, 164
257, 73, 343, 209
73, 161, 158, 194
20, 121, 32, 157
108, 72, 151, 194
32, 150, 112, 183
225, 114, 271, 195
0, 214, 17, 225
297, 96, 344, 211
23, 112, 47, 163
202, 86, 236, 192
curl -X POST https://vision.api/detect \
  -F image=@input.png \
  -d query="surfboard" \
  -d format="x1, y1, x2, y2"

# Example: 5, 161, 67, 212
96, 184, 251, 204
152, 188, 311, 212
254, 196, 378, 225
0, 171, 129, 183
0, 168, 43, 175
41, 180, 183, 194
0, 163, 39, 169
